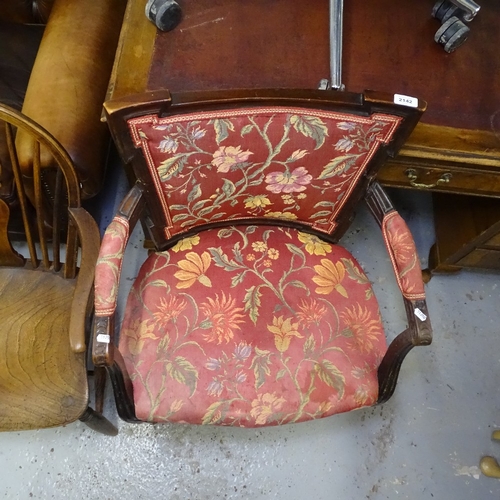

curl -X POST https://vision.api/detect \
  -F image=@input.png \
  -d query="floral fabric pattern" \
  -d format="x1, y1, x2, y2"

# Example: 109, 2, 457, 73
118, 225, 388, 426
128, 107, 401, 238
382, 212, 425, 300
95, 216, 129, 316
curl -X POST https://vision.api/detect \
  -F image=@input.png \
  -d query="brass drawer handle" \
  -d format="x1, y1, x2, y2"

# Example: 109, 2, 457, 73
405, 168, 452, 189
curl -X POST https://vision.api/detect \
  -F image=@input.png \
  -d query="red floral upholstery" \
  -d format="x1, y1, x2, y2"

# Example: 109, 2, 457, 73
382, 211, 425, 300
127, 107, 401, 238
118, 225, 387, 426
95, 216, 129, 316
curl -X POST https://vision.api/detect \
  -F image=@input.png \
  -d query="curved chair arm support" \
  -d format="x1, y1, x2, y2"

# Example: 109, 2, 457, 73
93, 183, 145, 366
364, 182, 432, 403
68, 206, 101, 353
377, 298, 432, 403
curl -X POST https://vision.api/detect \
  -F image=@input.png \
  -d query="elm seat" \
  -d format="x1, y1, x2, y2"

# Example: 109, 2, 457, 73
93, 89, 432, 426
0, 269, 87, 429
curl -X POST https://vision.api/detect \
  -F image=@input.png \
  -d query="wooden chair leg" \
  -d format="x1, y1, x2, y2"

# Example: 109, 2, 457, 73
94, 365, 106, 414
79, 406, 118, 436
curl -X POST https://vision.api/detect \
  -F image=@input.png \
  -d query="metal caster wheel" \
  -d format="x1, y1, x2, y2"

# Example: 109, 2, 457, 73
434, 16, 470, 53
432, 0, 462, 23
145, 0, 182, 32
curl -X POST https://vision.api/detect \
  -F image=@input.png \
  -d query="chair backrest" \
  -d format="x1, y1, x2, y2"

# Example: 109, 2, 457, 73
0, 103, 81, 278
105, 89, 425, 248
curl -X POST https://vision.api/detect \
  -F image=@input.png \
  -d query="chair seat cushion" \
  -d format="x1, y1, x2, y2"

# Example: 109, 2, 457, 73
119, 225, 387, 426
0, 268, 88, 430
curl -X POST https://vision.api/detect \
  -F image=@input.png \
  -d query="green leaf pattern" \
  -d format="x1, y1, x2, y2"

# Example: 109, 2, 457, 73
118, 225, 386, 426
130, 109, 398, 235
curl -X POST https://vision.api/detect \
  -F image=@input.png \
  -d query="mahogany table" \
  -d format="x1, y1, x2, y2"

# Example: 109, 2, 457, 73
106, 0, 500, 274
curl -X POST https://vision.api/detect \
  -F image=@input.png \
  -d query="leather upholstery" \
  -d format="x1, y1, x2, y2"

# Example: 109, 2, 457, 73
15, 0, 126, 199
0, 22, 44, 202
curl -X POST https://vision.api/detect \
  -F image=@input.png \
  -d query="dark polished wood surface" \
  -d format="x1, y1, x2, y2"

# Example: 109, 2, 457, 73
148, 0, 500, 132
106, 0, 500, 275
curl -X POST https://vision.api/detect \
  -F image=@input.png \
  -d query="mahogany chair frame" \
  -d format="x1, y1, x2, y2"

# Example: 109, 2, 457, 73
95, 88, 431, 422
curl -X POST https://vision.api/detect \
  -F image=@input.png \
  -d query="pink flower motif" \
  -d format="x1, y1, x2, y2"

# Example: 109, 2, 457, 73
211, 145, 253, 173
265, 167, 313, 194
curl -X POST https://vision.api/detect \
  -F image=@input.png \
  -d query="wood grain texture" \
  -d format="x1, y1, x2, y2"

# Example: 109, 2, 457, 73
109, 0, 500, 195
430, 193, 500, 273
0, 268, 88, 430
147, 0, 500, 131
105, 0, 157, 104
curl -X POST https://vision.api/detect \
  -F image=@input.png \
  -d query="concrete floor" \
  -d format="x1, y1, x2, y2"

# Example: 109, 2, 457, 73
2, 168, 500, 499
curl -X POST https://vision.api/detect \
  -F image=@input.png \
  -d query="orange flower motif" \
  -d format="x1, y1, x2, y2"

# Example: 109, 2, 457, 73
200, 292, 245, 344
153, 295, 187, 324
169, 399, 184, 414
171, 235, 200, 252
267, 248, 279, 260
317, 401, 333, 416
297, 299, 328, 327
121, 319, 158, 356
387, 227, 414, 264
244, 195, 272, 210
264, 211, 298, 221
340, 304, 382, 354
252, 241, 267, 253
298, 232, 333, 256
267, 315, 303, 353
250, 393, 286, 425
174, 251, 212, 289
312, 259, 348, 297
353, 385, 371, 407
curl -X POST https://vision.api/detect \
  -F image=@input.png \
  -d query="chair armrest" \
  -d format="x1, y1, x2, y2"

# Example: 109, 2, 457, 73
365, 182, 425, 301
68, 206, 101, 353
93, 184, 145, 366
364, 182, 432, 402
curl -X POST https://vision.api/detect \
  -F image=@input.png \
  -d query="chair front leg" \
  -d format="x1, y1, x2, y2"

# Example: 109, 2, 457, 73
377, 298, 432, 403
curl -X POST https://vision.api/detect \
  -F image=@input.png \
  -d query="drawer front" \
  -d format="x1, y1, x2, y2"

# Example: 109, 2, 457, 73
378, 161, 500, 197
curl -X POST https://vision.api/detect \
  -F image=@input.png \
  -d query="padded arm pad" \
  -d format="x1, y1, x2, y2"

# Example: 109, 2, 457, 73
382, 211, 426, 301
94, 216, 130, 317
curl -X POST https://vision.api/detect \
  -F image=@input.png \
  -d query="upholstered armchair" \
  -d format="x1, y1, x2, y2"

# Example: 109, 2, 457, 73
92, 88, 432, 427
